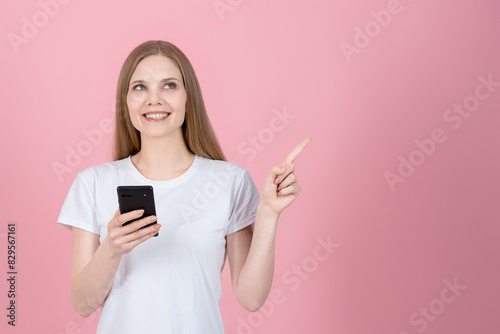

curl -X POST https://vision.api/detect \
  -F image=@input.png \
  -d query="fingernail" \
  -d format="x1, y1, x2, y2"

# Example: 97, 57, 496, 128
280, 166, 287, 170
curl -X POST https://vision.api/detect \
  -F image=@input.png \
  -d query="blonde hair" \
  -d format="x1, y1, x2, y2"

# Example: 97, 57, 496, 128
113, 40, 226, 162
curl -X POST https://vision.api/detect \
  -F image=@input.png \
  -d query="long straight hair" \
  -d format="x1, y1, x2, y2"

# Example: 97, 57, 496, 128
113, 40, 226, 162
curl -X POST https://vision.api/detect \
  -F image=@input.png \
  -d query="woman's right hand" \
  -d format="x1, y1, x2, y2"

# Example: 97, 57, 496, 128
102, 209, 161, 256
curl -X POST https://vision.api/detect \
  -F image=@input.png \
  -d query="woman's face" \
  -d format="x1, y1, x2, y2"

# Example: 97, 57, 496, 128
127, 55, 187, 140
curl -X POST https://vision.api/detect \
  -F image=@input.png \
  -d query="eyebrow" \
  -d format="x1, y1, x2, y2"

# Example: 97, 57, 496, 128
130, 77, 182, 86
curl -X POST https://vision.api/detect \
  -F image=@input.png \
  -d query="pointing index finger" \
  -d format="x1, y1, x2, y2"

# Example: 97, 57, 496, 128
283, 138, 311, 164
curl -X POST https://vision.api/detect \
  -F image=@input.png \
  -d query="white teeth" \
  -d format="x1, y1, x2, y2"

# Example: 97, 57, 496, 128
145, 113, 169, 119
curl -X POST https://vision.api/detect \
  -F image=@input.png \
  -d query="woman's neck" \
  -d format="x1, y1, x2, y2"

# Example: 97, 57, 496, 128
131, 130, 195, 181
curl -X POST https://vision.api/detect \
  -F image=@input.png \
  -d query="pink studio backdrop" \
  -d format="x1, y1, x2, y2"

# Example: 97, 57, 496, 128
1, 0, 499, 333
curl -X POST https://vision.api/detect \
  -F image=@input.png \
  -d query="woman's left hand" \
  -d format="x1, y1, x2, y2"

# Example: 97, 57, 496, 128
259, 138, 311, 216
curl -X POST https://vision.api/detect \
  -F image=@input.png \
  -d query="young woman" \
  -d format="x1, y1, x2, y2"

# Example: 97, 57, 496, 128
57, 40, 310, 333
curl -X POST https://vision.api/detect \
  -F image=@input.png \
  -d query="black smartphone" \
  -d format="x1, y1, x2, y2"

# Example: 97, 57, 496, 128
117, 185, 158, 237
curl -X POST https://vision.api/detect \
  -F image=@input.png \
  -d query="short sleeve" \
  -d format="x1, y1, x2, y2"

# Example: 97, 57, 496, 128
57, 170, 100, 235
226, 168, 261, 235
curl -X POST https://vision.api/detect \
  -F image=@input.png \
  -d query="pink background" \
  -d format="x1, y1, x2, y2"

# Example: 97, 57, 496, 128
2, 0, 499, 333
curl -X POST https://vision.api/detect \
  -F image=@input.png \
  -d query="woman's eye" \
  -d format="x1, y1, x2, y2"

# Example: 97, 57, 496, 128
133, 84, 145, 91
164, 82, 176, 89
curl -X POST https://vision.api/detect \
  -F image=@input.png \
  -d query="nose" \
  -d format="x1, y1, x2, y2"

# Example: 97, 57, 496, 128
146, 88, 163, 106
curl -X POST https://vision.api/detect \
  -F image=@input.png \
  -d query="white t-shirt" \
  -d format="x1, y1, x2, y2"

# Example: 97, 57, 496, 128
57, 154, 261, 333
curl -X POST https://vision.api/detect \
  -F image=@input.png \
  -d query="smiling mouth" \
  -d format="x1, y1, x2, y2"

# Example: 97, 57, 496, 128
143, 112, 171, 121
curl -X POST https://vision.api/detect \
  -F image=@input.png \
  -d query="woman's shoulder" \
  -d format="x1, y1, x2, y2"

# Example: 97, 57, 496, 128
198, 155, 246, 171
196, 155, 252, 180
74, 157, 130, 182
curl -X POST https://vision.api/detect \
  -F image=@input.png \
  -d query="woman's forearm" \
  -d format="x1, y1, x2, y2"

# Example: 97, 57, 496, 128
70, 238, 123, 317
235, 203, 280, 311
